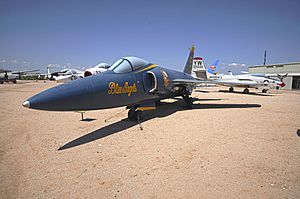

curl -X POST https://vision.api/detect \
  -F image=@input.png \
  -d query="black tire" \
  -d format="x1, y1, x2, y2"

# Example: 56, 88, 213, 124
262, 89, 267, 93
128, 109, 144, 121
244, 88, 249, 94
128, 109, 137, 121
188, 97, 193, 108
182, 94, 193, 109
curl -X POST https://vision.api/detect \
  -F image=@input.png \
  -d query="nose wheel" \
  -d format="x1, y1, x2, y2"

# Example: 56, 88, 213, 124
128, 108, 143, 121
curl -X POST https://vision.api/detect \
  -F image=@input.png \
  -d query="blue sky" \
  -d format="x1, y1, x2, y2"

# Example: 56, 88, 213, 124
0, 0, 299, 73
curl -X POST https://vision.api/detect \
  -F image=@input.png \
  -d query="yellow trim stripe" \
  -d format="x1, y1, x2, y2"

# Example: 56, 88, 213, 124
135, 64, 157, 73
137, 106, 156, 111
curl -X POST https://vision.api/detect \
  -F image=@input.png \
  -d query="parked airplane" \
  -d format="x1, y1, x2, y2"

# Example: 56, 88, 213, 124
0, 70, 17, 84
207, 60, 219, 74
22, 46, 208, 120
217, 73, 285, 93
53, 69, 84, 83
191, 57, 220, 80
191, 57, 285, 93
44, 63, 110, 82
84, 63, 110, 77
0, 69, 39, 84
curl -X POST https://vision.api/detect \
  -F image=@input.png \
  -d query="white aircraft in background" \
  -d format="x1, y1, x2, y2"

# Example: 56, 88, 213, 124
53, 69, 84, 83
217, 73, 285, 93
83, 63, 110, 77
0, 69, 39, 84
45, 62, 109, 83
192, 57, 285, 93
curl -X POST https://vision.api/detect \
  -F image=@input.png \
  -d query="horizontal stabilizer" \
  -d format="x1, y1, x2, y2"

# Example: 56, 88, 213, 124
172, 78, 214, 86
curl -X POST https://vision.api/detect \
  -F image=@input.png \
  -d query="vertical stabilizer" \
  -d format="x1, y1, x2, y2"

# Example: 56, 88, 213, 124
207, 60, 219, 74
47, 67, 51, 76
192, 57, 205, 71
263, 50, 267, 65
183, 45, 195, 74
191, 57, 207, 80
46, 67, 51, 79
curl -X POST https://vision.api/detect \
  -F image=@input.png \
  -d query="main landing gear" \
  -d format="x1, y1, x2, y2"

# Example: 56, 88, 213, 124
182, 89, 193, 109
243, 88, 249, 94
229, 87, 250, 94
262, 89, 268, 93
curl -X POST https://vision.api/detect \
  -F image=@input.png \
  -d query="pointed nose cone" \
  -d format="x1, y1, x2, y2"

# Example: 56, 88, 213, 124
22, 100, 30, 108
23, 77, 99, 111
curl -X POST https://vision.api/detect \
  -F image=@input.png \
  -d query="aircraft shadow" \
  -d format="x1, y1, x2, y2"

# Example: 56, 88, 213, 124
193, 89, 210, 93
218, 90, 273, 96
193, 98, 224, 102
81, 118, 96, 122
58, 100, 261, 151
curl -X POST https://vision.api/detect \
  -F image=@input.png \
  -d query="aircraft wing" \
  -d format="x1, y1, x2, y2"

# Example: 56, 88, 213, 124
11, 69, 40, 75
0, 69, 12, 73
171, 79, 213, 86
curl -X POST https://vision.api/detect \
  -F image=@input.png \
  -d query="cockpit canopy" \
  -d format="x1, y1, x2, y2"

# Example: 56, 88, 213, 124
108, 57, 149, 73
94, 63, 110, 69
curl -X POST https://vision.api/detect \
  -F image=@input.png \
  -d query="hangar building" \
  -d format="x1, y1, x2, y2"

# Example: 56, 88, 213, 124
248, 62, 300, 90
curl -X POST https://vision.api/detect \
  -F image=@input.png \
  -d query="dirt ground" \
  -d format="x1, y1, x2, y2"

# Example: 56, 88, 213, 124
0, 81, 299, 199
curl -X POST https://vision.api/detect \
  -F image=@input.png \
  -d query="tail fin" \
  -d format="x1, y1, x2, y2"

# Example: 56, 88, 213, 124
47, 67, 51, 76
191, 57, 208, 80
192, 57, 205, 71
207, 60, 219, 74
183, 45, 195, 74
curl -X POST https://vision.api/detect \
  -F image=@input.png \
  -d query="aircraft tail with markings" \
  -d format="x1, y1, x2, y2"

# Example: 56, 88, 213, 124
207, 60, 219, 74
183, 45, 195, 74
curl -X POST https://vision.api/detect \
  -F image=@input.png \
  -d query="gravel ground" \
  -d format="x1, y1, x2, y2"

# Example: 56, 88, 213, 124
0, 81, 299, 199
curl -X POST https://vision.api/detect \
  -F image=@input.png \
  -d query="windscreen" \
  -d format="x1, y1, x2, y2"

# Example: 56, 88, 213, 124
108, 59, 132, 73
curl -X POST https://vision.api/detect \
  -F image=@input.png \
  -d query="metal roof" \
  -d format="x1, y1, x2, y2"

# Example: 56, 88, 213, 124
249, 62, 300, 68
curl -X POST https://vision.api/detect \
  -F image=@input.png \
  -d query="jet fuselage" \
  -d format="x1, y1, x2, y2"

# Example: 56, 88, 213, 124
24, 62, 194, 111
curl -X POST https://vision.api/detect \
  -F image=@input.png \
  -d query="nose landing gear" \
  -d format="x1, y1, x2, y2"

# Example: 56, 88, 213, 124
128, 108, 143, 121
127, 107, 144, 130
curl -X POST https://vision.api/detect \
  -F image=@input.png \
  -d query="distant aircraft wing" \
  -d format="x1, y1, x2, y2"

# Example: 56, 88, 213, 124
12, 69, 40, 75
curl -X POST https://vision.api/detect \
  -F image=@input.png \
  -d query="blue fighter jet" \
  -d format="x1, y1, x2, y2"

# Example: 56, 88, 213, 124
22, 45, 206, 120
